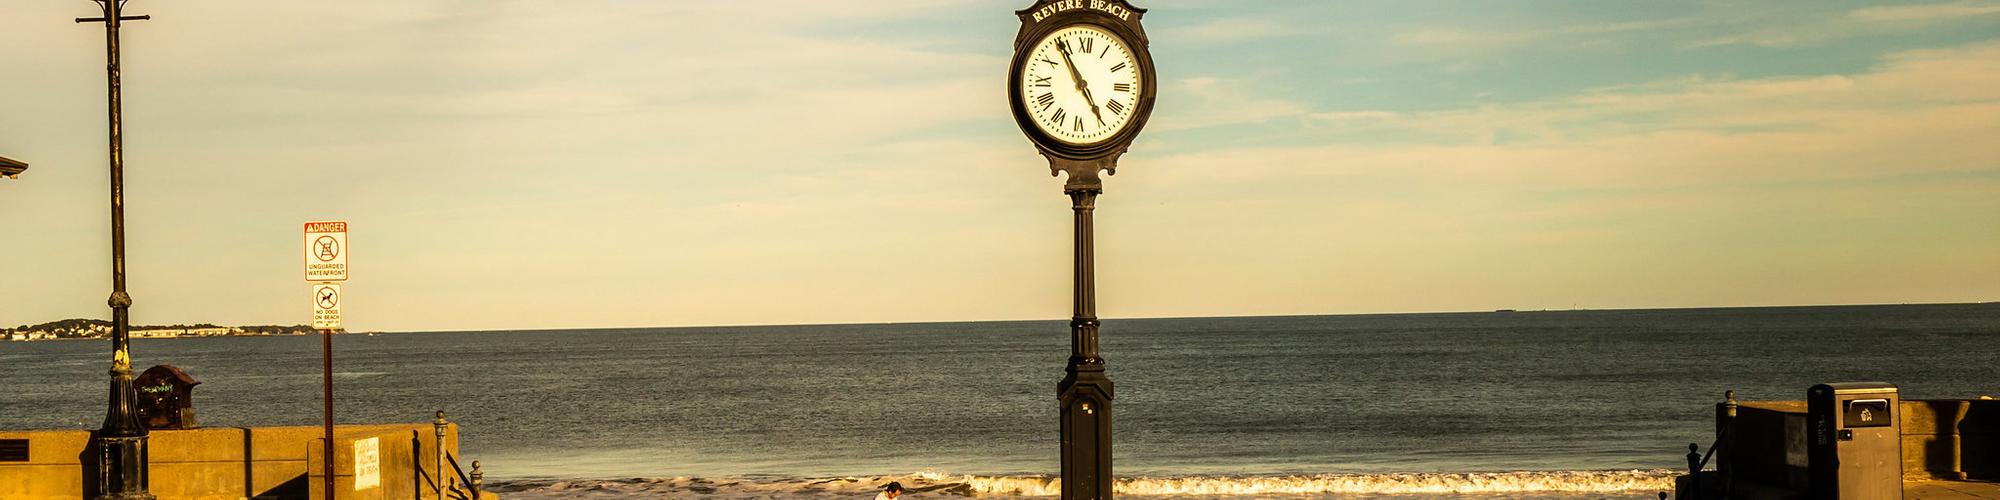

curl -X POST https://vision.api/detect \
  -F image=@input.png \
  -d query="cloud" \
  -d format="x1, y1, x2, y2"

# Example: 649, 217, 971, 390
1149, 76, 1309, 132
1686, 1, 2000, 49
1384, 17, 1704, 54
1850, 1, 2000, 22
0, 0, 1033, 330
1162, 17, 1303, 42
1100, 41, 2000, 315
1204, 40, 2000, 188
7, 2, 1997, 328
1391, 28, 1520, 48
1681, 33, 1806, 50
1307, 111, 1401, 122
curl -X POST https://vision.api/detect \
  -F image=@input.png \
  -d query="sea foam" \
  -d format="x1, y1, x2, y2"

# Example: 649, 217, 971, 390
488, 469, 1678, 498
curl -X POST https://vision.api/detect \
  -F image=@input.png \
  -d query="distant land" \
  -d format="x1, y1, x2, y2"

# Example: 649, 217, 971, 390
4, 318, 341, 341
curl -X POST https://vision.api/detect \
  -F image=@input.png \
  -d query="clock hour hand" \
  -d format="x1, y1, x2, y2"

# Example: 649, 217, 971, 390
1079, 88, 1105, 126
1055, 39, 1107, 126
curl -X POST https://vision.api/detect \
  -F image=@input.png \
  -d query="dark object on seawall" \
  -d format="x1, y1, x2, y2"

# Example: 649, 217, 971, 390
135, 365, 199, 430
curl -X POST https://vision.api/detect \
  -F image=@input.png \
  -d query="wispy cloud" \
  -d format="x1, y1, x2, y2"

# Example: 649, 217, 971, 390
1685, 1, 2000, 50
1202, 40, 2000, 188
1850, 1, 2000, 22
6, 1, 1997, 328
1388, 28, 1542, 51
1109, 41, 2000, 314
1151, 76, 1309, 132
1162, 17, 1304, 42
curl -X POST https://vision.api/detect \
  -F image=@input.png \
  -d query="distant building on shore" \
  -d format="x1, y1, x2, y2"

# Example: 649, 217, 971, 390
6, 320, 314, 341
131, 327, 241, 338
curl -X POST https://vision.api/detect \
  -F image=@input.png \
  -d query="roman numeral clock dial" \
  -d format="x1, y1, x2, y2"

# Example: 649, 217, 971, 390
1018, 24, 1142, 145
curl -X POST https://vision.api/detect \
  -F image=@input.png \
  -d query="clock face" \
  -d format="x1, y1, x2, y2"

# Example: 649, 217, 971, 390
1019, 24, 1142, 146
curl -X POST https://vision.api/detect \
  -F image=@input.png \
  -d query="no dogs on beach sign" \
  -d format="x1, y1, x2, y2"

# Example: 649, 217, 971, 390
311, 283, 342, 330
304, 221, 348, 282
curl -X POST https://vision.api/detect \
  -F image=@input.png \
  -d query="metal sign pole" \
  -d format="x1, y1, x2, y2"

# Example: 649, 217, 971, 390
304, 222, 347, 499
322, 327, 334, 500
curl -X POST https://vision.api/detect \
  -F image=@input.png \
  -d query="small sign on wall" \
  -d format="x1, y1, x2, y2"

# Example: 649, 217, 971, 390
354, 436, 380, 490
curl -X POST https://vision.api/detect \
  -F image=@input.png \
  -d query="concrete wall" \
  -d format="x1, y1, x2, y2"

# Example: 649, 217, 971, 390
1730, 401, 1810, 491
0, 423, 476, 500
1901, 399, 2000, 481
307, 425, 472, 500
0, 429, 88, 499
1723, 398, 2000, 490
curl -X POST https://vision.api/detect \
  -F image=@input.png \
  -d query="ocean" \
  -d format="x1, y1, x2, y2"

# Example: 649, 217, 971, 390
5, 303, 1999, 498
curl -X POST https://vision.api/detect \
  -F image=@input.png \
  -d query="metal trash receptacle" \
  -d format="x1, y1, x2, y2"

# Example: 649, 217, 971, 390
1808, 382, 1902, 499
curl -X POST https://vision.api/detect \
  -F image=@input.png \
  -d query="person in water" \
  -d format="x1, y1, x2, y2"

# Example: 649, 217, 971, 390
875, 482, 905, 500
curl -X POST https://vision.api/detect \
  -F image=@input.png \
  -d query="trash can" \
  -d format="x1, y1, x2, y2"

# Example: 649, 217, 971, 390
135, 364, 200, 429
1808, 382, 1901, 499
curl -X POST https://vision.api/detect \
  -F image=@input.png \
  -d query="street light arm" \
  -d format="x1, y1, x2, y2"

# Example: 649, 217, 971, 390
0, 155, 27, 178
77, 15, 149, 23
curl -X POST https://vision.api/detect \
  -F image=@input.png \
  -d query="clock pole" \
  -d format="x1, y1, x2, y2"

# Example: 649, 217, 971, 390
1009, 3, 1153, 499
75, 0, 155, 498
1059, 174, 1114, 500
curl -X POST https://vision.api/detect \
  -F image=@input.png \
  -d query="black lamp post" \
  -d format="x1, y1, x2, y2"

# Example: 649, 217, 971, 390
75, 1, 153, 498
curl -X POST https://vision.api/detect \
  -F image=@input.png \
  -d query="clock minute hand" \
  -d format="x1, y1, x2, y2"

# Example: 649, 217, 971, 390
1056, 40, 1107, 126
1079, 87, 1105, 126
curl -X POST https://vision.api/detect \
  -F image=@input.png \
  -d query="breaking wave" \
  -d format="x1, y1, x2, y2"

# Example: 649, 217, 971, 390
487, 469, 1678, 498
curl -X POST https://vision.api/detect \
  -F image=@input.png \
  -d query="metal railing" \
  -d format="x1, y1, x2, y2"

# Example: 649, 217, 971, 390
443, 453, 483, 500
430, 410, 483, 500
1683, 390, 1738, 500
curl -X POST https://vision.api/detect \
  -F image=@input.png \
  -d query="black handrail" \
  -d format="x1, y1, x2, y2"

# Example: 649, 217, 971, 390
1686, 427, 1731, 500
1696, 434, 1721, 472
446, 452, 480, 499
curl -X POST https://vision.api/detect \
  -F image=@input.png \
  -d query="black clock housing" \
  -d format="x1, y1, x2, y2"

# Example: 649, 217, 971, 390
1009, 0, 1158, 166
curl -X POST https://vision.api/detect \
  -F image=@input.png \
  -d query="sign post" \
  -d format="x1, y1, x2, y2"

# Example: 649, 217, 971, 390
303, 221, 347, 500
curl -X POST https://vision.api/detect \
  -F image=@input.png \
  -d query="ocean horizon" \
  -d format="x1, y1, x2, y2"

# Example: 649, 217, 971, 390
7, 302, 1999, 498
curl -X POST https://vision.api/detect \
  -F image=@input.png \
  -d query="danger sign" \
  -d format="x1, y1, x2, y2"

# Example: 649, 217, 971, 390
304, 221, 348, 282
312, 283, 342, 330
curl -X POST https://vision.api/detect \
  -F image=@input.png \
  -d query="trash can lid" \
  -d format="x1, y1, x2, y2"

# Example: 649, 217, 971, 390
1812, 382, 1896, 395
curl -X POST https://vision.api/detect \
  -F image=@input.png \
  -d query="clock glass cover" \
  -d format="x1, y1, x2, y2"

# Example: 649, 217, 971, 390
1020, 24, 1142, 145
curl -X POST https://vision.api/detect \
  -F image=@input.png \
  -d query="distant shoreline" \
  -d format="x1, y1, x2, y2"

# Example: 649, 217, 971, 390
4, 318, 338, 342
384, 301, 1996, 336
3, 332, 316, 342
10, 301, 1989, 340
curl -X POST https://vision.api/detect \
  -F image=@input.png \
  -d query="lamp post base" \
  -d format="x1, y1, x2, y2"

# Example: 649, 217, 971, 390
94, 434, 153, 500
96, 355, 152, 500
1059, 359, 1114, 500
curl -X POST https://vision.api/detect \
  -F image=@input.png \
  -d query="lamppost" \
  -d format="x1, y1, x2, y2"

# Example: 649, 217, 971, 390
0, 156, 26, 178
1006, 2, 1156, 498
75, 1, 153, 498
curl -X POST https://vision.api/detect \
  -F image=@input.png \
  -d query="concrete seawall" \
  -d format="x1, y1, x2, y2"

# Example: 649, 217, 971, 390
1685, 398, 2000, 498
0, 423, 486, 499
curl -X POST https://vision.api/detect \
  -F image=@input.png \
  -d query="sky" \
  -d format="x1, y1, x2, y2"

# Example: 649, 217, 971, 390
1, 1, 1996, 332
